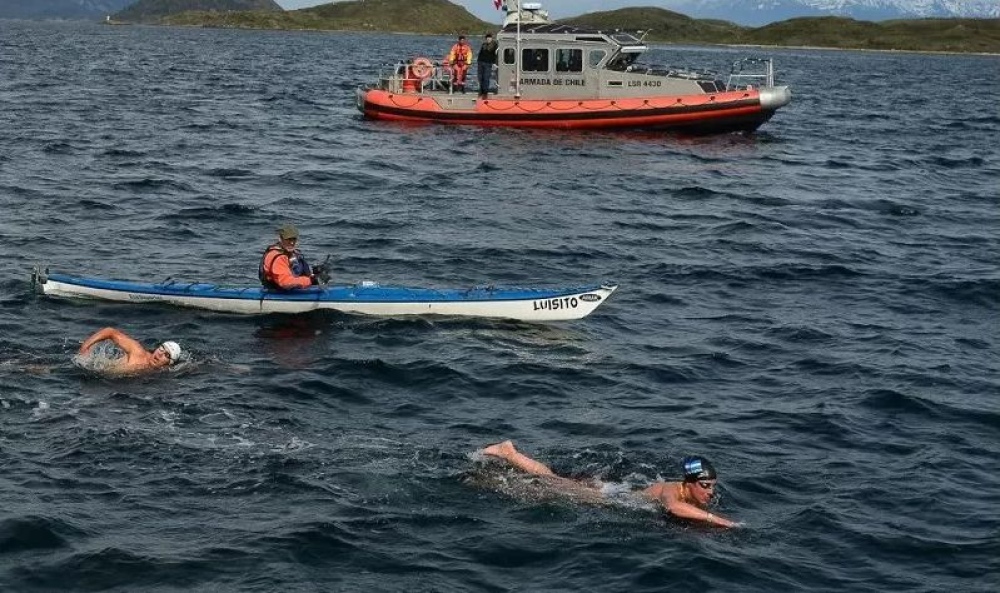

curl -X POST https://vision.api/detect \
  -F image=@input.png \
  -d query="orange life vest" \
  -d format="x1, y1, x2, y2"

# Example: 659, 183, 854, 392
449, 42, 471, 67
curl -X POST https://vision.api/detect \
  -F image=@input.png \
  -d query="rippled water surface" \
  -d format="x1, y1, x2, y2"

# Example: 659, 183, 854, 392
1, 20, 998, 592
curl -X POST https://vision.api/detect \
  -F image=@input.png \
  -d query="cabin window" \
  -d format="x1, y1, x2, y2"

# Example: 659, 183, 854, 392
588, 50, 606, 68
555, 49, 583, 73
605, 53, 638, 72
503, 48, 516, 65
522, 48, 549, 72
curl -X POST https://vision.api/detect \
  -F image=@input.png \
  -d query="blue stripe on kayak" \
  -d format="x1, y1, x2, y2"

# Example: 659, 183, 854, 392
46, 273, 613, 303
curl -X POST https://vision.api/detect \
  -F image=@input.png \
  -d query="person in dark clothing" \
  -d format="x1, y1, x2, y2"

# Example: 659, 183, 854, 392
477, 33, 499, 98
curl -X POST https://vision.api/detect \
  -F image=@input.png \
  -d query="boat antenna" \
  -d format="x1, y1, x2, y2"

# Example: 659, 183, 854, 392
516, 3, 521, 98
500, 1, 526, 98
502, 1, 547, 99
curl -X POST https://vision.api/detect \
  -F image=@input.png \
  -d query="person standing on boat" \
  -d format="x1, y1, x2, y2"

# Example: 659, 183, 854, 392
78, 327, 182, 373
480, 440, 740, 528
447, 35, 473, 93
259, 224, 321, 290
476, 33, 498, 98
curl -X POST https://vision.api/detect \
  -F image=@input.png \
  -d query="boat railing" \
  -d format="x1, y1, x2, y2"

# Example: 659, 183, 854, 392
726, 57, 776, 91
374, 62, 411, 94
628, 63, 718, 80
375, 61, 472, 95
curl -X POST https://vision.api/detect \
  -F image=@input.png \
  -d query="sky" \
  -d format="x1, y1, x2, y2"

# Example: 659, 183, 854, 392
274, 1, 640, 22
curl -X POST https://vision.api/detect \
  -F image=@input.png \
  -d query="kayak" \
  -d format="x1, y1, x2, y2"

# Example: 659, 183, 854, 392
32, 269, 617, 322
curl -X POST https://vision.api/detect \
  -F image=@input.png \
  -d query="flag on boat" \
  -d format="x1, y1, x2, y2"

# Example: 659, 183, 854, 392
494, 0, 503, 9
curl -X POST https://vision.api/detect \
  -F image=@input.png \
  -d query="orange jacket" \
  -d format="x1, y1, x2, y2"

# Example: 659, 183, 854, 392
260, 246, 313, 290
448, 42, 472, 67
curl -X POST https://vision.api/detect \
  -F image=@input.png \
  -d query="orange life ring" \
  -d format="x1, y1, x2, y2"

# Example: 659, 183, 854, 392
411, 57, 434, 80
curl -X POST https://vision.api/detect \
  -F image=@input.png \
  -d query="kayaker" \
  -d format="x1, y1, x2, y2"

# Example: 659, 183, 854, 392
259, 224, 326, 290
447, 35, 473, 93
476, 32, 498, 98
480, 440, 740, 528
77, 327, 182, 374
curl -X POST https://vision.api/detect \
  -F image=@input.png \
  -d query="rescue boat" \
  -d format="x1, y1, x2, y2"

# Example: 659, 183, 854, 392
32, 269, 617, 322
356, 1, 791, 134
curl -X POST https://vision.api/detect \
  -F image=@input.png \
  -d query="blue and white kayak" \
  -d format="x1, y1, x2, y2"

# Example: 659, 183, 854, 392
33, 270, 617, 322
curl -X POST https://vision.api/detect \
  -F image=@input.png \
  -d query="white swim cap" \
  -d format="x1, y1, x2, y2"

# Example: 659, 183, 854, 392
160, 341, 182, 364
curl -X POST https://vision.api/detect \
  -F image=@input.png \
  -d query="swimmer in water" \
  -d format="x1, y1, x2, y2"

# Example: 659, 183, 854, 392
481, 440, 739, 528
77, 327, 182, 374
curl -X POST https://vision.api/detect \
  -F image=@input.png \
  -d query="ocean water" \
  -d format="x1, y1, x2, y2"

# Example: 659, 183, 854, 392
1, 19, 998, 592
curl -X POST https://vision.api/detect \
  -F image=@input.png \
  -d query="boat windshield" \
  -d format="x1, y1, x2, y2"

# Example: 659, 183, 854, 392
610, 32, 643, 44
605, 52, 639, 72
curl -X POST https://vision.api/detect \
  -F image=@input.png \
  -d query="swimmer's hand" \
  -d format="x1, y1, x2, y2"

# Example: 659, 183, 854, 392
708, 513, 740, 528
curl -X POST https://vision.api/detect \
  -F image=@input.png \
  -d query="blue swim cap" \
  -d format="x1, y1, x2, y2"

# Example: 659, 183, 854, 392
681, 456, 717, 482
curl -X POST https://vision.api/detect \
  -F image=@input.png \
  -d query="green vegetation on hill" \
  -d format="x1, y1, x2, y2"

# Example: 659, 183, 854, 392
147, 0, 999, 54
565, 8, 1000, 53
745, 16, 1000, 53
116, 0, 281, 24
560, 7, 745, 44
301, 0, 491, 34
161, 0, 493, 36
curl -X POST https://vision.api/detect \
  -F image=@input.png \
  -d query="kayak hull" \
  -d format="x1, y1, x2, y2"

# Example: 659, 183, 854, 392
34, 271, 617, 322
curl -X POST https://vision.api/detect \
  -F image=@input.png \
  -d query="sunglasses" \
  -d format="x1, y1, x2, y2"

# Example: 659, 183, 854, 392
282, 237, 298, 243
697, 481, 716, 490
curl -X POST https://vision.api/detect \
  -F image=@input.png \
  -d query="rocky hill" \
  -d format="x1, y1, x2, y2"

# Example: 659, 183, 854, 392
745, 15, 1000, 53
115, 0, 282, 24
576, 1, 1000, 26
103, 0, 999, 54
560, 7, 745, 44
0, 0, 133, 20
563, 6, 1000, 53
161, 0, 493, 36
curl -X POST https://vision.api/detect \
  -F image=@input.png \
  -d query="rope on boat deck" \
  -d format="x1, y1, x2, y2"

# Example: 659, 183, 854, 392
383, 93, 755, 114
479, 99, 683, 113
388, 95, 426, 108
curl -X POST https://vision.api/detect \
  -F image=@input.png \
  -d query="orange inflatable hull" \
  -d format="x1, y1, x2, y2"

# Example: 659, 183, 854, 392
359, 89, 776, 133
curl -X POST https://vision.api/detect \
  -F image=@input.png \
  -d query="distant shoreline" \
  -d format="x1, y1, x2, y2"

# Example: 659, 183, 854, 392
153, 21, 1000, 58
113, 0, 1000, 56
722, 42, 1000, 58
10, 15, 991, 57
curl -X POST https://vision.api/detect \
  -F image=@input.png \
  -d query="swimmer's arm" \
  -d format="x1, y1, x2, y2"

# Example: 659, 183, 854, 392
654, 486, 738, 528
79, 328, 146, 358
79, 327, 116, 354
668, 501, 738, 528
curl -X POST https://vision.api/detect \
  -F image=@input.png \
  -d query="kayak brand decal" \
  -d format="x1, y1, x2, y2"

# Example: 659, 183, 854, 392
533, 296, 579, 311
127, 293, 166, 301
578, 293, 601, 302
